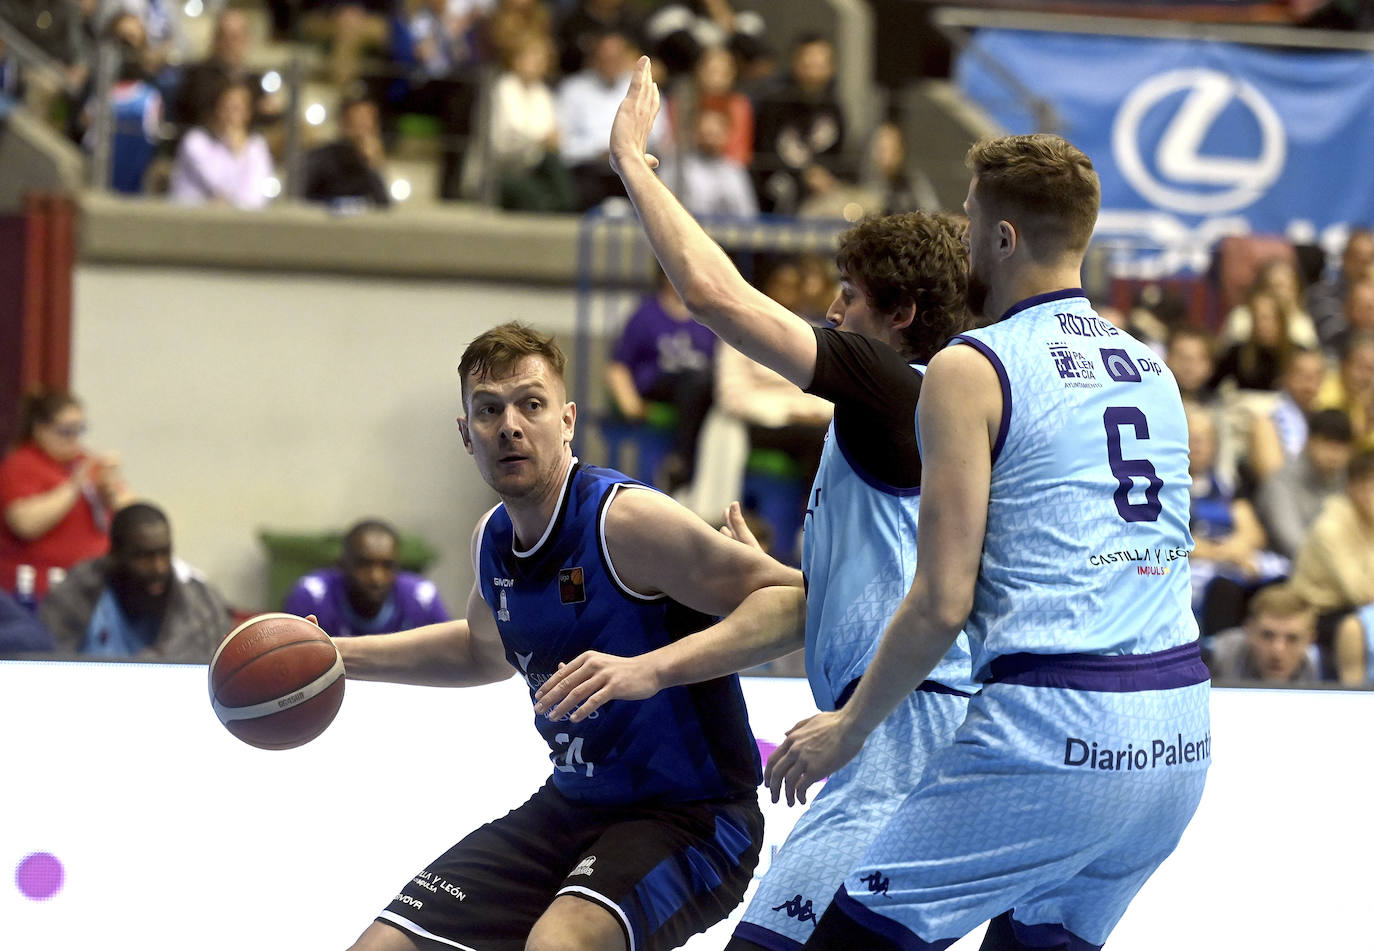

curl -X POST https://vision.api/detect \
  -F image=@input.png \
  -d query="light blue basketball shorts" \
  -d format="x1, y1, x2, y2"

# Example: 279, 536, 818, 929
735, 682, 970, 951
829, 645, 1211, 949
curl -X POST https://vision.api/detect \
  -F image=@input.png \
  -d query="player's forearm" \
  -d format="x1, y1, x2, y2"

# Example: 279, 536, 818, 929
334, 620, 512, 688
841, 578, 963, 737
652, 584, 806, 689
617, 157, 757, 343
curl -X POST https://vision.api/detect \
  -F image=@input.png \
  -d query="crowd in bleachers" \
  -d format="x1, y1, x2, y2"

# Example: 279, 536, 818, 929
0, 0, 942, 219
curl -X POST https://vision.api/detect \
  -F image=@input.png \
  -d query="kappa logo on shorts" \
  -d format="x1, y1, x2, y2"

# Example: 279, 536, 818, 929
771, 894, 818, 925
858, 871, 890, 897
569, 855, 596, 877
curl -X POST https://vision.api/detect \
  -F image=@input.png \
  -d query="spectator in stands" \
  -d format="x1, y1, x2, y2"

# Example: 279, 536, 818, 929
171, 9, 282, 132
660, 104, 758, 218
1314, 331, 1374, 450
751, 33, 847, 215
489, 31, 575, 212
0, 34, 21, 113
301, 95, 391, 209
80, 11, 163, 194
1307, 226, 1374, 353
484, 0, 553, 65
605, 270, 716, 493
1186, 400, 1284, 636
856, 119, 938, 217
0, 590, 56, 655
669, 44, 752, 166
714, 259, 832, 484
1246, 347, 1329, 481
1206, 582, 1319, 684
0, 390, 131, 602
1333, 604, 1374, 686
299, 0, 394, 87
282, 519, 448, 638
40, 502, 231, 662
1209, 288, 1290, 392
1256, 408, 1354, 560
1325, 273, 1374, 359
1221, 257, 1318, 350
169, 79, 274, 208
554, 0, 641, 76
1290, 447, 1374, 622
556, 28, 666, 211
388, 0, 485, 200
641, 1, 765, 80
112, 0, 190, 85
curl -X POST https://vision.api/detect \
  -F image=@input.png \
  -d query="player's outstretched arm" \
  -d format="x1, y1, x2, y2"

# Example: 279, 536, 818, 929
332, 585, 513, 689
610, 55, 820, 389
765, 344, 997, 805
534, 488, 804, 722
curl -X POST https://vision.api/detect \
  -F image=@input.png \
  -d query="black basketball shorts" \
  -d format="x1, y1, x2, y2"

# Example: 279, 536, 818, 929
375, 778, 764, 951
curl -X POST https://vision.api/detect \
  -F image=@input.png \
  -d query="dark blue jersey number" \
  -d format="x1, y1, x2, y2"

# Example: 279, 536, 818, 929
1103, 406, 1163, 522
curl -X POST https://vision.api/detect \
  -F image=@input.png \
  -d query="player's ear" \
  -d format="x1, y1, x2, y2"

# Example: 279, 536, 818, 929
456, 416, 474, 454
889, 298, 917, 333
563, 401, 577, 446
998, 220, 1017, 258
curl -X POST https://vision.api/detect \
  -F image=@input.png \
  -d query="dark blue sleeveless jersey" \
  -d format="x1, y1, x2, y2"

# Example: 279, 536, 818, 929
476, 462, 762, 806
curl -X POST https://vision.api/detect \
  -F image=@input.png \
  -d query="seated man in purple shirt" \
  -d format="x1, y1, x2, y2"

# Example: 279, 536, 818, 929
282, 519, 448, 637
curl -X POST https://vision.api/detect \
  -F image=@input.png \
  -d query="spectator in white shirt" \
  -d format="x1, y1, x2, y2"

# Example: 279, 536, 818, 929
490, 31, 575, 211
169, 80, 274, 209
660, 105, 758, 218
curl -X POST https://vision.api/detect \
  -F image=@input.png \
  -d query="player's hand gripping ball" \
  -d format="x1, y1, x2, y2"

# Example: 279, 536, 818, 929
209, 613, 345, 750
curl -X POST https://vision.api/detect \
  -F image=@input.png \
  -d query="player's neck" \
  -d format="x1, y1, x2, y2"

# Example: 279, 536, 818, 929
504, 453, 575, 550
987, 261, 1084, 322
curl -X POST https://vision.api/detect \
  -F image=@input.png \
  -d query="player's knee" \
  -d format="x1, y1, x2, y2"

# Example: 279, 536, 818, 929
526, 896, 626, 951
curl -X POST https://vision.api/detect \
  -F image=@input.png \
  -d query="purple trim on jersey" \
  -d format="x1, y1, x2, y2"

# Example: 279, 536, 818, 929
833, 425, 923, 498
987, 642, 1210, 692
830, 885, 951, 951
999, 287, 1087, 322
1010, 916, 1103, 951
949, 335, 1011, 466
836, 676, 972, 710
732, 921, 804, 951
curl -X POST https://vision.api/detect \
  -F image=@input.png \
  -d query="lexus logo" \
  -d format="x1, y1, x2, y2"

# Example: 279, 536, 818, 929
1111, 68, 1286, 215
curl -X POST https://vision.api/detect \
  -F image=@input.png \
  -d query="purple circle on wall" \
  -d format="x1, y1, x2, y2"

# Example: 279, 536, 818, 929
15, 852, 64, 901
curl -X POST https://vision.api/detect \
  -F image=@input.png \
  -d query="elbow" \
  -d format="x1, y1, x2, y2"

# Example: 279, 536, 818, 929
679, 277, 735, 324
929, 590, 973, 638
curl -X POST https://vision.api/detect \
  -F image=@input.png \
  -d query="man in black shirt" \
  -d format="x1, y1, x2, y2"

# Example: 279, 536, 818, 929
301, 95, 391, 209
534, 58, 975, 951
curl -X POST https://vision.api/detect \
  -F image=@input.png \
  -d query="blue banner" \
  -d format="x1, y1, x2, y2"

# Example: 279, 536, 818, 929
956, 30, 1374, 273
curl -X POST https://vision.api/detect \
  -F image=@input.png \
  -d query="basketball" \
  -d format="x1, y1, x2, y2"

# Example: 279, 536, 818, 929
209, 613, 346, 750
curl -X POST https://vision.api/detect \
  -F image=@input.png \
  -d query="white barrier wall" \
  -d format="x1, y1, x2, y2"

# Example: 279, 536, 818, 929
2, 665, 1368, 950
72, 264, 582, 615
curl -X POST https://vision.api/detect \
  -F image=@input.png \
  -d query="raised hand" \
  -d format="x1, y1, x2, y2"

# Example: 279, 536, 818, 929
609, 55, 661, 176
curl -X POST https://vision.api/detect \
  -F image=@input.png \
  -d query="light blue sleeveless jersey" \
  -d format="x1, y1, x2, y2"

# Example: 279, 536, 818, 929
802, 378, 974, 710
951, 291, 1197, 679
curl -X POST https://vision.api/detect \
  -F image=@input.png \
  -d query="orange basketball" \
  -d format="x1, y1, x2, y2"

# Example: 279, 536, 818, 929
209, 613, 345, 750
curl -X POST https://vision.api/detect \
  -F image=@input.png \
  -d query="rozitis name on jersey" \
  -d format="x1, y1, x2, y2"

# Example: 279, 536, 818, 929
1063, 733, 1211, 771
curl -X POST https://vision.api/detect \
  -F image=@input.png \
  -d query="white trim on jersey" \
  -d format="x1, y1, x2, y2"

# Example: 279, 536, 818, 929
555, 885, 637, 951
471, 504, 500, 606
598, 483, 666, 602
374, 910, 482, 951
513, 456, 579, 559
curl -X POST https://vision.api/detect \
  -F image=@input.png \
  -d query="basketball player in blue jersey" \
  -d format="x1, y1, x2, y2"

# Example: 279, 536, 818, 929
331, 323, 806, 951
768, 134, 1211, 950
532, 57, 975, 951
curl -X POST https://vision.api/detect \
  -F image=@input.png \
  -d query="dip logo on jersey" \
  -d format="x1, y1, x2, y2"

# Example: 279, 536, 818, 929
1100, 348, 1141, 383
493, 576, 513, 621
772, 894, 818, 925
569, 855, 596, 877
1049, 344, 1100, 389
558, 567, 586, 604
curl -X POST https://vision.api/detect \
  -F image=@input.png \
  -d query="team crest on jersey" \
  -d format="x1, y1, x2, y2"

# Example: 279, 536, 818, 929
1048, 343, 1101, 389
559, 567, 586, 604
569, 855, 596, 877
493, 577, 513, 621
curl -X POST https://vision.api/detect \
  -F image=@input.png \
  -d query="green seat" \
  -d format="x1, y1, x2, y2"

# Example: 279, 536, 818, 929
258, 529, 439, 612
395, 113, 443, 139
746, 447, 805, 479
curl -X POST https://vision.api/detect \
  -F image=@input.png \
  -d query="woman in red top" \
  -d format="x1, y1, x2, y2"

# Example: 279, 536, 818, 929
0, 390, 132, 599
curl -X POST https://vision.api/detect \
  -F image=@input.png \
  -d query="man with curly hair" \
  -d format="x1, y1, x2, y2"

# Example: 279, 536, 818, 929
534, 57, 975, 951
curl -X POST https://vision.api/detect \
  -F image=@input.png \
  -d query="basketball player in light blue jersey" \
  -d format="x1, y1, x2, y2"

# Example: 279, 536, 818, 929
769, 134, 1211, 950
534, 57, 975, 951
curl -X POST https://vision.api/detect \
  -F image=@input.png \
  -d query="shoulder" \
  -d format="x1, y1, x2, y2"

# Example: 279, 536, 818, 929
926, 340, 1002, 389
